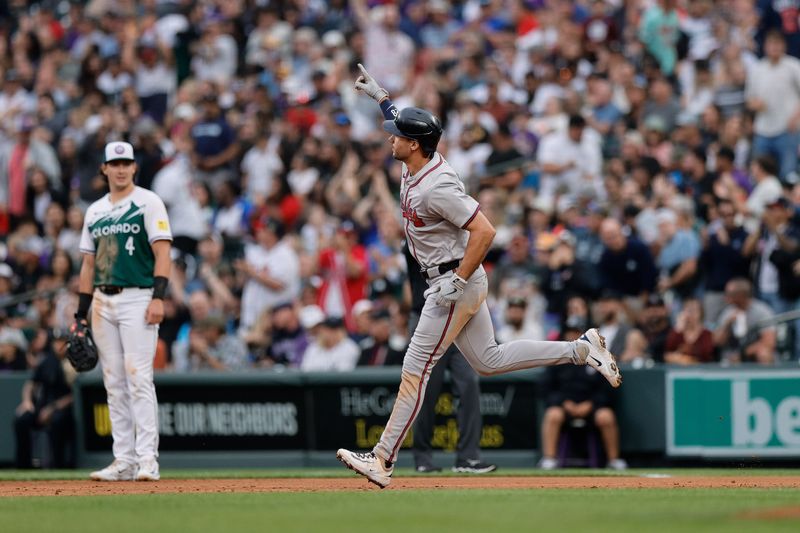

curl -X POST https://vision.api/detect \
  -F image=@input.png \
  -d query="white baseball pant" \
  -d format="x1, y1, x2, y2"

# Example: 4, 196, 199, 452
373, 267, 583, 463
92, 288, 159, 464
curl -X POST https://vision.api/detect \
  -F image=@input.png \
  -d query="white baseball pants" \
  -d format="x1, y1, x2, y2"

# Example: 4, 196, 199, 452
92, 288, 159, 464
373, 267, 583, 463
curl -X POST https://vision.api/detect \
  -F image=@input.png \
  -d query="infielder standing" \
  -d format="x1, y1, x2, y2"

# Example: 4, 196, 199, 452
77, 141, 172, 481
337, 66, 622, 488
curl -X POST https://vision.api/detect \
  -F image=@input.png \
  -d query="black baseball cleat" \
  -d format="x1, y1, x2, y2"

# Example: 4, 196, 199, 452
415, 464, 443, 473
452, 459, 497, 474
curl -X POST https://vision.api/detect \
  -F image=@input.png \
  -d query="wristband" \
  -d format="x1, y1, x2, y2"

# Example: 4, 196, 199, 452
152, 276, 168, 300
379, 98, 397, 120
75, 292, 93, 320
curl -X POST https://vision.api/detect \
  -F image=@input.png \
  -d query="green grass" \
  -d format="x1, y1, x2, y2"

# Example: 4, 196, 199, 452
2, 489, 800, 533
1, 467, 799, 481
3, 469, 799, 532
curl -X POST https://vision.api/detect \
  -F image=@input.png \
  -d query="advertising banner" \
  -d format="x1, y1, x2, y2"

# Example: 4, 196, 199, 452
667, 370, 800, 457
78, 375, 537, 452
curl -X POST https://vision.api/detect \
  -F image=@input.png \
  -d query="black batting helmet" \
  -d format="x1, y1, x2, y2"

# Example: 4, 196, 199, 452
383, 107, 443, 154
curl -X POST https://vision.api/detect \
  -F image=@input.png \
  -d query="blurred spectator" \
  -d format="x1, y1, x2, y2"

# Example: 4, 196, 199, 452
236, 217, 300, 333
745, 155, 785, 230
643, 77, 682, 134
538, 316, 627, 471
701, 198, 751, 326
126, 37, 176, 124
1, 0, 799, 370
598, 218, 658, 310
481, 122, 524, 190
746, 31, 800, 180
421, 0, 461, 50
189, 232, 236, 311
623, 295, 672, 364
190, 93, 239, 187
743, 196, 800, 358
300, 316, 359, 372
317, 221, 369, 331
240, 123, 284, 206
664, 298, 717, 365
190, 17, 238, 85
639, 0, 681, 76
352, 0, 415, 95
0, 115, 61, 225
714, 278, 776, 364
593, 289, 637, 359
151, 134, 208, 255
357, 308, 404, 367
350, 299, 373, 343
496, 295, 545, 343
259, 303, 312, 369
536, 114, 602, 201
540, 230, 598, 321
14, 328, 74, 468
183, 314, 249, 372
0, 323, 28, 371
654, 207, 701, 307
211, 179, 251, 244
490, 232, 542, 298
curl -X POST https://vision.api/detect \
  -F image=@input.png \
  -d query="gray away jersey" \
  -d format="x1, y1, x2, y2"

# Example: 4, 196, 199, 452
80, 186, 173, 287
400, 153, 480, 269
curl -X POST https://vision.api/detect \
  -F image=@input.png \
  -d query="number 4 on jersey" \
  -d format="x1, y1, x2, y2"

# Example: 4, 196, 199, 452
125, 236, 135, 256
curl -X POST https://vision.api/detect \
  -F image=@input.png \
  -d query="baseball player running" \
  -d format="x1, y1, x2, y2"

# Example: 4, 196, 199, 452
337, 66, 622, 488
77, 141, 173, 481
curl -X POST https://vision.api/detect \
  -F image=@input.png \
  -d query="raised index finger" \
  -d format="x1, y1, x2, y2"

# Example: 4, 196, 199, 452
357, 63, 371, 78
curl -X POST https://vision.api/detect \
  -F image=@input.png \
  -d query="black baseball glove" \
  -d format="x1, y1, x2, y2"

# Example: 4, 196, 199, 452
66, 319, 99, 372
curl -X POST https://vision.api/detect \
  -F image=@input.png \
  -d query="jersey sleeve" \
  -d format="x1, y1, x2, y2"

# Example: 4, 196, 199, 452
144, 194, 173, 244
79, 210, 95, 255
426, 178, 480, 229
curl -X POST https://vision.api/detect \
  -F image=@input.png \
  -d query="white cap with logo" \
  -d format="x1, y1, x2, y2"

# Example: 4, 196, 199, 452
104, 141, 135, 163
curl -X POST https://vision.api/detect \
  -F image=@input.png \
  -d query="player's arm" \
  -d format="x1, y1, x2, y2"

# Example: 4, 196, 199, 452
145, 240, 172, 325
76, 253, 95, 322
455, 211, 496, 280
354, 64, 397, 120
78, 253, 95, 295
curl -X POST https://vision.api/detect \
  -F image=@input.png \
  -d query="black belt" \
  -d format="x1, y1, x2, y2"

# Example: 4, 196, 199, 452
96, 285, 150, 295
421, 259, 461, 280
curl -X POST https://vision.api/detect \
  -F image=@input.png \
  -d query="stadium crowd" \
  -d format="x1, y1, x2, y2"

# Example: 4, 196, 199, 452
1, 0, 800, 380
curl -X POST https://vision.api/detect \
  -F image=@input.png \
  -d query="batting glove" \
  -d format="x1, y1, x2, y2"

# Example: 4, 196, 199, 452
354, 63, 389, 102
425, 273, 467, 307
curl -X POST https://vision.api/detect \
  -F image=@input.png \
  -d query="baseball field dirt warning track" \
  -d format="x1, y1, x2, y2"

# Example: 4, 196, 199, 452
3, 476, 799, 496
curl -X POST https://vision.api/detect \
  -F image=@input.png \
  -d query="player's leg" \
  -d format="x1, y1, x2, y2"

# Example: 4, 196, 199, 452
372, 293, 479, 465
453, 275, 621, 385
449, 351, 495, 472
338, 292, 477, 486
47, 407, 75, 468
91, 292, 136, 468
594, 408, 626, 469
14, 410, 36, 468
117, 288, 160, 479
453, 275, 582, 373
538, 406, 565, 469
411, 345, 449, 472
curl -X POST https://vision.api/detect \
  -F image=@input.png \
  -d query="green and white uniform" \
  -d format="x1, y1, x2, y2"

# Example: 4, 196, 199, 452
79, 186, 172, 466
81, 187, 172, 286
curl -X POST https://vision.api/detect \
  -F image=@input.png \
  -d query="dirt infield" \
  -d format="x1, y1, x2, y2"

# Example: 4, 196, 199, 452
2, 476, 799, 497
